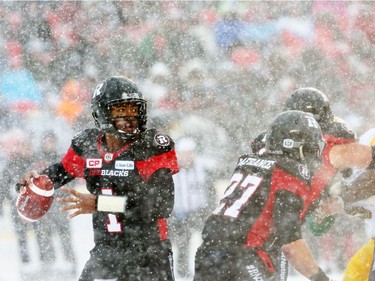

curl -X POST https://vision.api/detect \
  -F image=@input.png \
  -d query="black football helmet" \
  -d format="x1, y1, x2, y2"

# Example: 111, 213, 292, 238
283, 87, 333, 126
266, 110, 326, 172
91, 76, 147, 140
251, 131, 266, 154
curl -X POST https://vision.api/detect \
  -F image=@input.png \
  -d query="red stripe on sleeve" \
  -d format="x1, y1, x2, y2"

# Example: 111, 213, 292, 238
61, 146, 86, 178
323, 134, 355, 145
158, 218, 168, 240
135, 150, 179, 181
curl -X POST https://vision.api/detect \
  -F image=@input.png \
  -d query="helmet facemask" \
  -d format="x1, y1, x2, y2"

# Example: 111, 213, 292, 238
300, 140, 326, 173
91, 76, 147, 141
108, 101, 146, 141
265, 110, 325, 173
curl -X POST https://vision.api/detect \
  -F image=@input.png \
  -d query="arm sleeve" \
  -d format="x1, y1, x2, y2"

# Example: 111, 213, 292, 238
273, 190, 304, 245
42, 162, 75, 189
140, 168, 175, 219
41, 144, 86, 188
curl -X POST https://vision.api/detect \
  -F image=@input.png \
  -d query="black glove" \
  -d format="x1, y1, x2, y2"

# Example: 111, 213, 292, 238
15, 183, 24, 193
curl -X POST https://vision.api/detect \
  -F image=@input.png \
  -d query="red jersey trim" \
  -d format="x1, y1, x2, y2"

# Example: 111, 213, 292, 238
257, 250, 275, 273
158, 218, 168, 240
97, 135, 132, 163
323, 134, 355, 145
135, 150, 179, 181
61, 146, 86, 178
246, 167, 310, 248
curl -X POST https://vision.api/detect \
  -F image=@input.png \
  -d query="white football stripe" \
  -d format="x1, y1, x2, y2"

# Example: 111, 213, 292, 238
29, 180, 54, 197
17, 210, 38, 222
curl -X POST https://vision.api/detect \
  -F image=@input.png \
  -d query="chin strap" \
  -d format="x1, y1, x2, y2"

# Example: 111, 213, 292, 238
114, 128, 140, 141
299, 146, 305, 162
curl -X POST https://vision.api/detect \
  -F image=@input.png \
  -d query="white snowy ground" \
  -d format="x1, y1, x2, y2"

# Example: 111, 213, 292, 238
0, 202, 343, 281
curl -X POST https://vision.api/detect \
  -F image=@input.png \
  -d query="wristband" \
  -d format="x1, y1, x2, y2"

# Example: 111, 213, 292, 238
97, 195, 127, 213
310, 267, 329, 281
368, 146, 375, 169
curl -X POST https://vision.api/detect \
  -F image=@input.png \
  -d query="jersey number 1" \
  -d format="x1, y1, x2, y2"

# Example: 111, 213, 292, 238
102, 188, 122, 233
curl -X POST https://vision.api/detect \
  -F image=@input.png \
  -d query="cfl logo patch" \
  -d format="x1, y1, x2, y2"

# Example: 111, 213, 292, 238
104, 153, 114, 162
283, 139, 294, 148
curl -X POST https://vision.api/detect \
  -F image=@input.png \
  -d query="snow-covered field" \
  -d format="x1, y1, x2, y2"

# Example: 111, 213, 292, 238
0, 202, 343, 281
0, 202, 91, 281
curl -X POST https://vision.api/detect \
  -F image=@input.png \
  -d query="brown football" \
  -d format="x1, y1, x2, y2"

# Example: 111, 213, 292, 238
16, 175, 54, 222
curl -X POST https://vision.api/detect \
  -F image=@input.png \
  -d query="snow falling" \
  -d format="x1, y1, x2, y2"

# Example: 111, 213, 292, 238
1, 1, 374, 280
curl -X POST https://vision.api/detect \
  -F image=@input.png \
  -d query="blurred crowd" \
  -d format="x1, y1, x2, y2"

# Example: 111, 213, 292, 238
0, 0, 374, 278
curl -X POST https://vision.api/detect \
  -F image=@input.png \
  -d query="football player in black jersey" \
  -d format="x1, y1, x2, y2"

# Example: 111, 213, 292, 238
282, 88, 375, 232
18, 76, 179, 281
252, 88, 375, 226
194, 110, 334, 281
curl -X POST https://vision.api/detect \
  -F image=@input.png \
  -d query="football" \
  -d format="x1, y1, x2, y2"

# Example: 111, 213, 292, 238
16, 175, 55, 222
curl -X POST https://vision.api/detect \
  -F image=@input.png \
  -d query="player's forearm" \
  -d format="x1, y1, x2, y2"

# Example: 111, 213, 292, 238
97, 169, 174, 216
146, 168, 175, 218
281, 239, 329, 280
42, 162, 75, 188
341, 169, 375, 203
329, 143, 372, 169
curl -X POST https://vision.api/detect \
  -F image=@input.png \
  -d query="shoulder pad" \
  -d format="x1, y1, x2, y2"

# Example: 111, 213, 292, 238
133, 129, 175, 159
71, 128, 101, 156
236, 154, 276, 170
142, 129, 174, 149
323, 117, 356, 141
277, 157, 311, 183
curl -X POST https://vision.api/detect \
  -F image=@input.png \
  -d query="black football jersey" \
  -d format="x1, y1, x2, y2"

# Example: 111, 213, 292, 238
45, 128, 179, 245
201, 153, 312, 251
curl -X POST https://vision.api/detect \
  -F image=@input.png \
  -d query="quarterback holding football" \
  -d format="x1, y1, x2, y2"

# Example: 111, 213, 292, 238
16, 76, 179, 281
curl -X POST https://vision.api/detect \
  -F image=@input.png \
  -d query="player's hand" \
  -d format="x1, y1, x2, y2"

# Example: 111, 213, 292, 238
16, 170, 40, 193
57, 187, 97, 219
344, 205, 372, 219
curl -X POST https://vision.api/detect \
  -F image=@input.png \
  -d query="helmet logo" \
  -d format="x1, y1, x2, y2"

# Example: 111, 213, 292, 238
283, 139, 295, 148
122, 92, 141, 99
305, 115, 319, 129
154, 133, 170, 147
93, 83, 105, 99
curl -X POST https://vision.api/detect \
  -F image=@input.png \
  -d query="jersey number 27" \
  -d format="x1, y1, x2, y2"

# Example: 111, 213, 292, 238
212, 173, 262, 218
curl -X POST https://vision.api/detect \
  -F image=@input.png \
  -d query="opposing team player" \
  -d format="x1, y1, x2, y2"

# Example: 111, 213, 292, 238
17, 76, 179, 281
194, 110, 334, 281
339, 128, 375, 281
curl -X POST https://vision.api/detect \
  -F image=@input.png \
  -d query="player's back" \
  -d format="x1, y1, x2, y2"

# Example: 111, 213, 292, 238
201, 152, 311, 249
